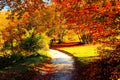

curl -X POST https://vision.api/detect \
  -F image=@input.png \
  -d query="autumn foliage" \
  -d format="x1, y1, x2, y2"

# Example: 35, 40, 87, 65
0, 0, 120, 79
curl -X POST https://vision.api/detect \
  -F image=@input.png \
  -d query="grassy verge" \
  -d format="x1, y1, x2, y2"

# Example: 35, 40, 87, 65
58, 44, 102, 64
0, 53, 50, 80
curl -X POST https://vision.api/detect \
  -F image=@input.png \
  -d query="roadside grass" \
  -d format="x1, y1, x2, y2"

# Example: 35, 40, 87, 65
0, 53, 50, 79
15, 54, 48, 67
37, 50, 52, 58
58, 44, 102, 64
0, 50, 51, 69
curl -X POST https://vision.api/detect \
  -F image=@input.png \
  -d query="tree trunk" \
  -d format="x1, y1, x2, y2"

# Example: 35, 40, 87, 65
81, 35, 88, 44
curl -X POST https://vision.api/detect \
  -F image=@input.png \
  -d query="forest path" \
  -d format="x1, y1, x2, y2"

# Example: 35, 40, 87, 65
33, 49, 75, 80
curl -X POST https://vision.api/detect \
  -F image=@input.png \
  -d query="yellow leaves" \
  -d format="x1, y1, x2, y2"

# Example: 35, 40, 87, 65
13, 39, 17, 47
0, 35, 4, 46
0, 12, 9, 30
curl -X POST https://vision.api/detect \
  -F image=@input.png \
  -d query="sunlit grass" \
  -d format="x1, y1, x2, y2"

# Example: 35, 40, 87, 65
37, 50, 52, 58
59, 44, 101, 57
19, 55, 48, 67
58, 44, 102, 63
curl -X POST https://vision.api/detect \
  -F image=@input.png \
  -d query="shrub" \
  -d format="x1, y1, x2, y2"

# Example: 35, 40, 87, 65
20, 33, 50, 55
95, 44, 120, 79
0, 52, 23, 69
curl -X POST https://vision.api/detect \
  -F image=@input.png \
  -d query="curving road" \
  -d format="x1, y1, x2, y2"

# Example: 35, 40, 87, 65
48, 49, 75, 80
34, 49, 75, 80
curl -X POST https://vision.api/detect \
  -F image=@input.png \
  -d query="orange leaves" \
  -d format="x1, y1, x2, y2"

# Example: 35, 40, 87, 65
1, 26, 16, 41
18, 12, 30, 24
80, 26, 85, 31
34, 63, 55, 74
105, 2, 112, 9
116, 1, 120, 9
22, 12, 30, 19
53, 0, 61, 4
100, 7, 106, 14
53, 0, 119, 43
9, 21, 17, 27
91, 3, 99, 12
